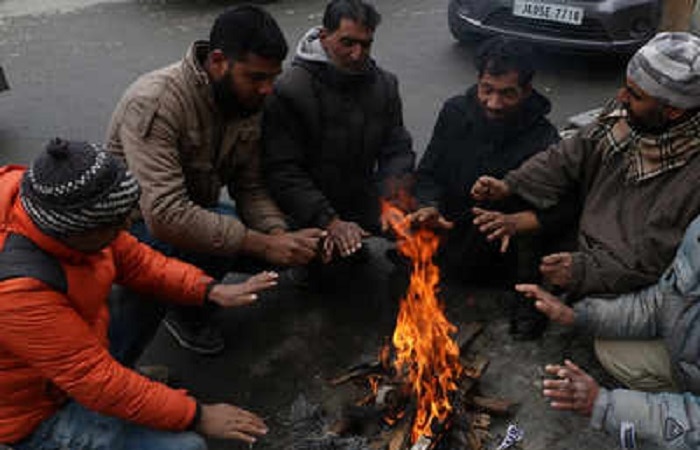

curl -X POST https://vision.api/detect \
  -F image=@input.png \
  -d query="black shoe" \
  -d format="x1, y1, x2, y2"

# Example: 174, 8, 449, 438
163, 313, 224, 355
509, 296, 548, 341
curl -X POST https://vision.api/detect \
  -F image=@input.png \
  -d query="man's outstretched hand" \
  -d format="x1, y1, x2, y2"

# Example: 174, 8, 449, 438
198, 403, 268, 443
470, 176, 511, 202
323, 219, 370, 261
263, 228, 326, 266
540, 252, 574, 288
515, 284, 575, 326
208, 271, 278, 308
543, 360, 600, 417
406, 206, 454, 230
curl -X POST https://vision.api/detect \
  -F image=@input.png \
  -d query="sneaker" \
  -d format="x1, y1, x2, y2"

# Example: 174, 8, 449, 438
163, 313, 225, 355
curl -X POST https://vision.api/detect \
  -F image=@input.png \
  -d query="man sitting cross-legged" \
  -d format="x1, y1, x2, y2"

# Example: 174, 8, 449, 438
0, 139, 277, 450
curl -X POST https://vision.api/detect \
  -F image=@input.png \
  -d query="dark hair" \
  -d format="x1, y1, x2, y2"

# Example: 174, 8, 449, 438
322, 0, 382, 32
475, 37, 535, 87
209, 5, 288, 61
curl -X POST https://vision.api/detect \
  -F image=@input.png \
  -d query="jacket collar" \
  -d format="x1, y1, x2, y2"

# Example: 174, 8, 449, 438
464, 85, 553, 138
182, 40, 217, 112
293, 27, 378, 90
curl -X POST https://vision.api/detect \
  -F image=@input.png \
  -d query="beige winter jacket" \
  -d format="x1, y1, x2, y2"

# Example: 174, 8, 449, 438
106, 41, 287, 256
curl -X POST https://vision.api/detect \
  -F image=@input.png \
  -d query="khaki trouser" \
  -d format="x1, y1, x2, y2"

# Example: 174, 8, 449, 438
659, 0, 698, 31
595, 339, 678, 392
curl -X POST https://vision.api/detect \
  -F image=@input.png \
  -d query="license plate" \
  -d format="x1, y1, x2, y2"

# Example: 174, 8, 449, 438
512, 0, 584, 25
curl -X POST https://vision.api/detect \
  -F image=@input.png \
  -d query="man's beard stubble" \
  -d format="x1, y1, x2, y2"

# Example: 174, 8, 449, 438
211, 69, 259, 119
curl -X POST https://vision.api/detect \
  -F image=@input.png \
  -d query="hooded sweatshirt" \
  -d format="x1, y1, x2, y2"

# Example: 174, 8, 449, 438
576, 214, 700, 449
262, 27, 415, 231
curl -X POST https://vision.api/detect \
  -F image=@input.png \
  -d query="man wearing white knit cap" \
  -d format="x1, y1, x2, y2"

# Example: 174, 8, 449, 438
472, 32, 700, 390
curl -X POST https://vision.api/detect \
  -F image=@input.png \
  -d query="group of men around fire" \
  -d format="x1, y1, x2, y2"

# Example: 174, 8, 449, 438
1, 1, 700, 449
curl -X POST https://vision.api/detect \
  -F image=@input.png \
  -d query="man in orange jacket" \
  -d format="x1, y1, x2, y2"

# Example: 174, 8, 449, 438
0, 139, 276, 449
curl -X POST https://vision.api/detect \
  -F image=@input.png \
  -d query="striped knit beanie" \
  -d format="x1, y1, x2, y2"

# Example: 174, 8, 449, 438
20, 138, 140, 237
627, 32, 700, 110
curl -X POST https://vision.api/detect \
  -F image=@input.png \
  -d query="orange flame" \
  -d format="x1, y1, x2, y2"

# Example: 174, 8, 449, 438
381, 201, 462, 443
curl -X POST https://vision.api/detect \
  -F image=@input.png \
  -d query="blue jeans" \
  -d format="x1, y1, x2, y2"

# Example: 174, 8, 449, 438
13, 402, 206, 450
11, 289, 207, 450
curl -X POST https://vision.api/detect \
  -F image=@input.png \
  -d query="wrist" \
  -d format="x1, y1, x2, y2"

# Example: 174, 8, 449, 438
187, 401, 202, 431
326, 217, 342, 230
240, 229, 270, 259
268, 227, 286, 236
512, 211, 540, 234
204, 280, 218, 304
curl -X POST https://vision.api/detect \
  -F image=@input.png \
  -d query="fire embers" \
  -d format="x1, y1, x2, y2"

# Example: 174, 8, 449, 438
381, 201, 464, 444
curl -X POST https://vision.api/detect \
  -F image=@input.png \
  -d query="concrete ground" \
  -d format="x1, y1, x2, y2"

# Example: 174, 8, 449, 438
0, 1, 659, 449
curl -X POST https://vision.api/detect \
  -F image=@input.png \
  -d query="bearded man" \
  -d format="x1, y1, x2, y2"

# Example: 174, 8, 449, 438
106, 6, 325, 355
472, 32, 700, 382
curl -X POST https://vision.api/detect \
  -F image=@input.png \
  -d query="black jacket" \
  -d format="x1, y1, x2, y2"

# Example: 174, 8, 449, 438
262, 56, 415, 231
415, 86, 566, 229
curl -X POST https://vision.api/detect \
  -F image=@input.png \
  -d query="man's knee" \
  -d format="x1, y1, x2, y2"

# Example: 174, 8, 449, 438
595, 339, 677, 392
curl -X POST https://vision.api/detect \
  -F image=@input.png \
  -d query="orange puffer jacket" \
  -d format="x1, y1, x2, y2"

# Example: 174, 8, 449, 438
0, 166, 213, 443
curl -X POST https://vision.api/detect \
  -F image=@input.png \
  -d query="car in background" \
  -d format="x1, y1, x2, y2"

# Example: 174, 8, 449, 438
0, 66, 8, 93
448, 0, 660, 53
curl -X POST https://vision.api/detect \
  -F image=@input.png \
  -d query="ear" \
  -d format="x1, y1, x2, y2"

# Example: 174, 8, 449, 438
207, 49, 230, 78
665, 105, 686, 121
521, 82, 533, 98
319, 27, 329, 41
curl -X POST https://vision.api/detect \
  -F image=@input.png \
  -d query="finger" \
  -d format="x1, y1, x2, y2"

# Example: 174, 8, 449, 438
438, 217, 454, 229
500, 235, 510, 253
226, 431, 257, 444
543, 379, 574, 390
534, 300, 556, 318
231, 294, 258, 306
479, 220, 503, 235
225, 406, 268, 428
336, 234, 352, 257
322, 238, 334, 262
248, 279, 279, 292
297, 228, 327, 239
405, 212, 420, 224
543, 389, 574, 400
249, 271, 279, 283
472, 207, 487, 217
541, 253, 567, 264
544, 364, 566, 375
486, 226, 506, 241
564, 360, 587, 377
550, 401, 577, 411
514, 283, 544, 299
232, 420, 269, 437
472, 212, 491, 225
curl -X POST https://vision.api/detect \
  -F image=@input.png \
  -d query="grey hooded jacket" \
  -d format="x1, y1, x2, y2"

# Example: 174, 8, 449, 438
575, 214, 700, 449
262, 27, 415, 231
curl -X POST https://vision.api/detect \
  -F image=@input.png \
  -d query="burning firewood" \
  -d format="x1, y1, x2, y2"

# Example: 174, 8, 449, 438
455, 322, 484, 353
461, 354, 490, 380
470, 396, 517, 416
330, 360, 384, 386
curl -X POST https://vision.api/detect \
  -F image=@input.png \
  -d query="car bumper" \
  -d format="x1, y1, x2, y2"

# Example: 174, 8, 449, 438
449, 0, 659, 53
